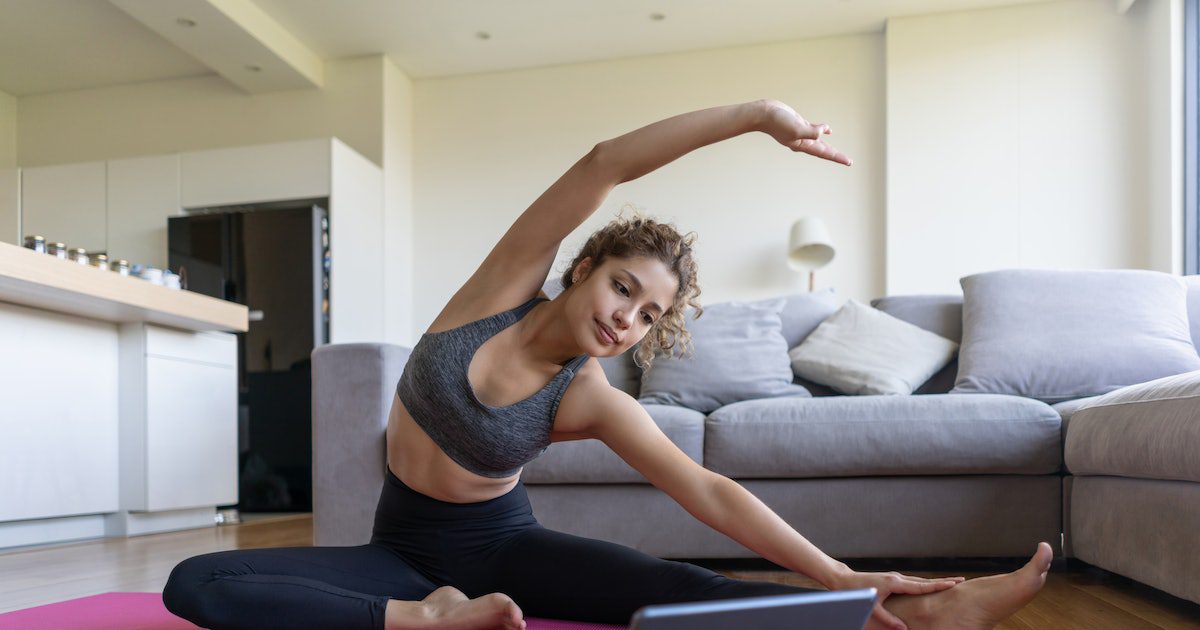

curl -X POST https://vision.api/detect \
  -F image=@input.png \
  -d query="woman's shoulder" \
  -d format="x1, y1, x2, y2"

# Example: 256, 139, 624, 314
424, 288, 550, 336
554, 358, 622, 433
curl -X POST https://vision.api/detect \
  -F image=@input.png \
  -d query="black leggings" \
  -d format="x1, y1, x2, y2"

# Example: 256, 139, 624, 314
163, 467, 816, 629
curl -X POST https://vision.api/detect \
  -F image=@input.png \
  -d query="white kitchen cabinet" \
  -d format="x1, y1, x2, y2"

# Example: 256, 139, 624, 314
22, 161, 107, 254
180, 138, 331, 208
106, 154, 181, 271
0, 303, 119, 524
0, 168, 17, 245
118, 323, 238, 513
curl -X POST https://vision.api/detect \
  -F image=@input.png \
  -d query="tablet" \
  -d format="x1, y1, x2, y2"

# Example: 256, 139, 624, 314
629, 588, 877, 630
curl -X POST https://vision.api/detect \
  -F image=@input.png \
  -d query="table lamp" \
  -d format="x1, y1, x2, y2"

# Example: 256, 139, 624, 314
787, 217, 835, 292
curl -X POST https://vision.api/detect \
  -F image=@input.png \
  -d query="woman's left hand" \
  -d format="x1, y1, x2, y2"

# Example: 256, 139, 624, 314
827, 569, 965, 630
755, 99, 853, 166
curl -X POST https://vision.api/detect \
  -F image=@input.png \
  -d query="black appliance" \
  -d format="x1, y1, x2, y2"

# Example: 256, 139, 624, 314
168, 198, 331, 513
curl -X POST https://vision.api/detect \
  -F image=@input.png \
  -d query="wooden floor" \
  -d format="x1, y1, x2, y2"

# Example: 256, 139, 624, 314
1, 514, 1197, 628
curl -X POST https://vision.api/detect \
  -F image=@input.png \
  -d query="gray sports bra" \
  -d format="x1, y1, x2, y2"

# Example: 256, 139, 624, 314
396, 296, 590, 478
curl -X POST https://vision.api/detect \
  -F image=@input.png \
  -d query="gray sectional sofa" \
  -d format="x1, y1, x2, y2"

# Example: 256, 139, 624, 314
311, 274, 1200, 605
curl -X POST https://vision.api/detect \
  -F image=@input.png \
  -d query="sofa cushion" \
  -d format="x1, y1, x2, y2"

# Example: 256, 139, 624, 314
1064, 369, 1200, 483
870, 295, 963, 395
1186, 275, 1200, 350
775, 287, 841, 348
704, 393, 1061, 478
638, 298, 810, 413
521, 403, 704, 483
1050, 395, 1103, 442
951, 269, 1200, 403
788, 299, 958, 396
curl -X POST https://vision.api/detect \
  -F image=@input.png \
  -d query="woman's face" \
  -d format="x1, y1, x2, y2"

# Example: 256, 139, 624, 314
569, 255, 679, 357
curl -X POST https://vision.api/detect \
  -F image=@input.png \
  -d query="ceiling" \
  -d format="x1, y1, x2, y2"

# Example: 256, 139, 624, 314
0, 0, 1056, 97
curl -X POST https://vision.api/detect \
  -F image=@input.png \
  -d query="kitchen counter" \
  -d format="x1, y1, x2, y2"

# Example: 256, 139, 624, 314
1, 241, 244, 548
0, 241, 247, 333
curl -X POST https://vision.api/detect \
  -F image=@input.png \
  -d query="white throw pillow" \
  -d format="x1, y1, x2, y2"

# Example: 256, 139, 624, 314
789, 299, 959, 395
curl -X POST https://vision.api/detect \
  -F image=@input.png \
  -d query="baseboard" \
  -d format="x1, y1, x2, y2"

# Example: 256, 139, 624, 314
103, 507, 216, 537
0, 514, 108, 550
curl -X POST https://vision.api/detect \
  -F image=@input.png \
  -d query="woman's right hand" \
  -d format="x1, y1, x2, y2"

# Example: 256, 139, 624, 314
827, 568, 964, 630
754, 99, 853, 166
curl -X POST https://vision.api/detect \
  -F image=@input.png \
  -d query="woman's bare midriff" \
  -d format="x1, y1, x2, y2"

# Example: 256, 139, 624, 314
386, 393, 522, 503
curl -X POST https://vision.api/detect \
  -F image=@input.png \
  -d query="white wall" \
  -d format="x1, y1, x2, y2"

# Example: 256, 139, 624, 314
384, 58, 416, 347
0, 90, 15, 169
1146, 0, 1185, 275
413, 35, 885, 337
885, 0, 1176, 295
329, 139, 386, 343
9, 0, 1183, 344
17, 56, 385, 167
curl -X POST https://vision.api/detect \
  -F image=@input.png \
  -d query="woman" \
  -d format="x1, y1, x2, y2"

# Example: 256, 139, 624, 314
163, 99, 1051, 630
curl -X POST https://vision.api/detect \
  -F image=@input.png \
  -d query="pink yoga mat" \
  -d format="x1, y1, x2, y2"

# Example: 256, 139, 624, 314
0, 592, 627, 630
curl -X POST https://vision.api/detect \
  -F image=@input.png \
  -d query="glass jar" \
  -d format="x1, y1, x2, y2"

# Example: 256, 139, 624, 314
140, 266, 164, 285
69, 248, 89, 265
89, 254, 109, 271
23, 235, 46, 253
112, 259, 130, 276
47, 242, 68, 259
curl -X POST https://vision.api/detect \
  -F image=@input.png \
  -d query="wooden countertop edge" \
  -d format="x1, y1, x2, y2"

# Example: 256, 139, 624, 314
0, 241, 248, 333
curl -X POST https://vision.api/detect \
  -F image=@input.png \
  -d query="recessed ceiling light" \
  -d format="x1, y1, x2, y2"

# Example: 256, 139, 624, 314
176, 17, 197, 27
245, 64, 262, 72
650, 13, 665, 21
476, 31, 491, 40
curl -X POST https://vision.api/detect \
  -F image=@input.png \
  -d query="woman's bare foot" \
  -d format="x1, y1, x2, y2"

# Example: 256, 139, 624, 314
883, 542, 1053, 630
385, 585, 525, 630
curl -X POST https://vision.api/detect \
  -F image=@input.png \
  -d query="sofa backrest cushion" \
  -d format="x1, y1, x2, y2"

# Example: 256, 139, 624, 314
776, 287, 841, 347
951, 268, 1200, 403
869, 294, 963, 394
1186, 274, 1200, 350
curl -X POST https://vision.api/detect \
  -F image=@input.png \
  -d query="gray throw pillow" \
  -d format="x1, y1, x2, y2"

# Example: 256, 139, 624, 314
638, 298, 810, 413
768, 288, 845, 397
951, 269, 1200, 403
774, 287, 841, 348
1185, 274, 1200, 350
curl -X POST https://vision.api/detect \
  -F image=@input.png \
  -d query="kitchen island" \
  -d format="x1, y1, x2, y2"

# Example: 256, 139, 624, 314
0, 241, 248, 548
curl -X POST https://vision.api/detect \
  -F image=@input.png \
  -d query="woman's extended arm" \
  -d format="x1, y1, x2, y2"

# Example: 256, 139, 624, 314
583, 386, 957, 630
596, 99, 852, 184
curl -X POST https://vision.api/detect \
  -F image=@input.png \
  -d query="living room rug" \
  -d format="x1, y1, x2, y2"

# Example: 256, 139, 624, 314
0, 592, 627, 629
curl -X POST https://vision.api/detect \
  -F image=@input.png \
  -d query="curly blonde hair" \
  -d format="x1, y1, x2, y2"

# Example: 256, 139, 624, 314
559, 205, 702, 371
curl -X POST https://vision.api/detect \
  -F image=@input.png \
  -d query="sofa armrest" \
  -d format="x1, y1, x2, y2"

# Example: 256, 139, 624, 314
1064, 369, 1200, 483
311, 343, 411, 546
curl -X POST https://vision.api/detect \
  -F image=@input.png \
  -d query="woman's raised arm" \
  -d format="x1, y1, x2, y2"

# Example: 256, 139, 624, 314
478, 100, 849, 304
596, 98, 851, 184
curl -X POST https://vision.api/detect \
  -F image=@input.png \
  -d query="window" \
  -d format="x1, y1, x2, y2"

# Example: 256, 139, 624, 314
1187, 0, 1199, 274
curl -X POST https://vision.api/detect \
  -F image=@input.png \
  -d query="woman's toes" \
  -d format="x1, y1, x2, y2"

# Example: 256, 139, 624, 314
491, 595, 523, 629
1032, 542, 1053, 572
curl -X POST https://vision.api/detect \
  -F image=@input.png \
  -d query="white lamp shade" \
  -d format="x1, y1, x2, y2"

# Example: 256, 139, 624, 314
788, 217, 835, 271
